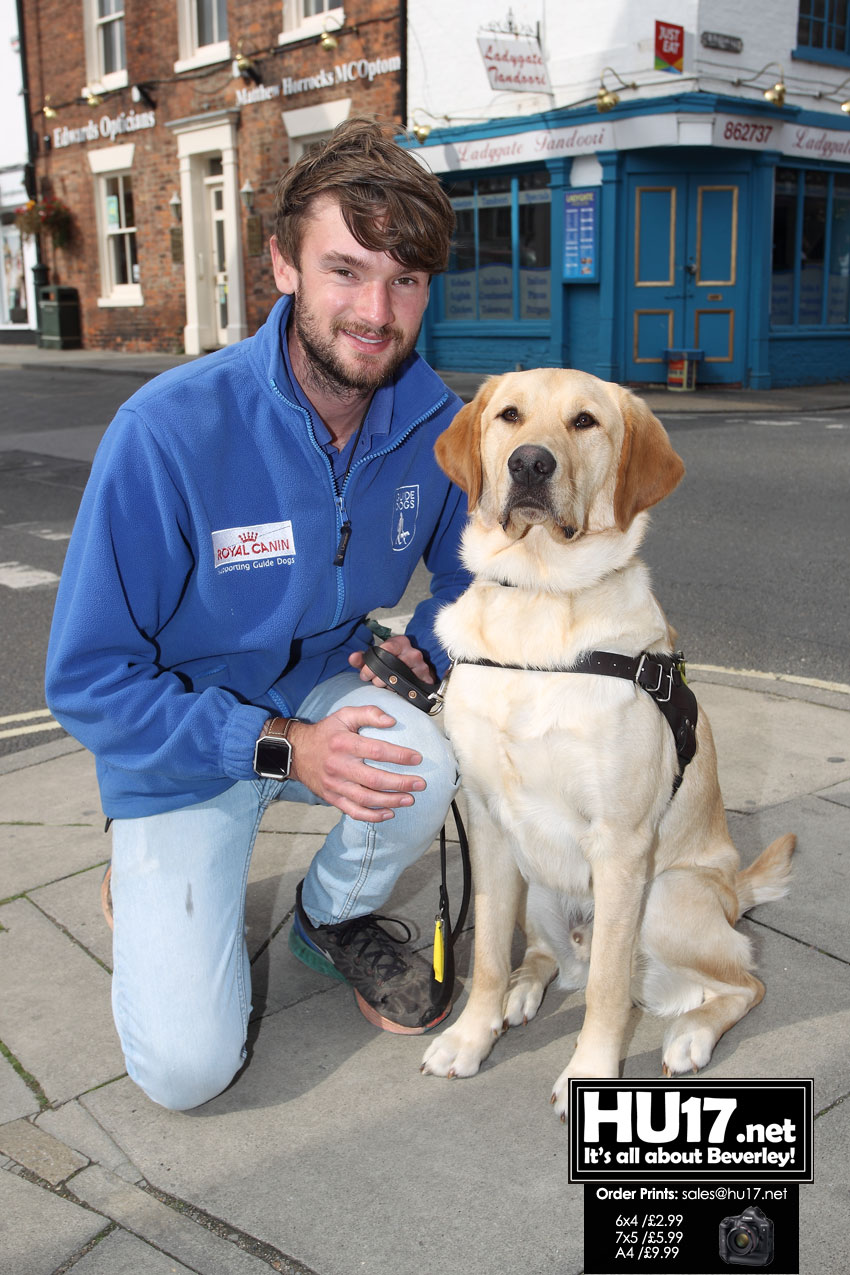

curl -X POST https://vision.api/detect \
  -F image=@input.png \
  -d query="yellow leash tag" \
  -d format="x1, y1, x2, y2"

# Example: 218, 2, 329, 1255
432, 916, 445, 983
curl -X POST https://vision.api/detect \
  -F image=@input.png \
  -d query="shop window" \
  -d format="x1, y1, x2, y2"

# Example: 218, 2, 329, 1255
771, 167, 850, 326
175, 0, 230, 72
1, 221, 29, 326
794, 0, 850, 65
442, 171, 551, 322
83, 0, 127, 91
280, 0, 344, 44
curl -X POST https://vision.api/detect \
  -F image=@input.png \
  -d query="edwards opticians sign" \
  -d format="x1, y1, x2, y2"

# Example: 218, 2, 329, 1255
51, 108, 156, 148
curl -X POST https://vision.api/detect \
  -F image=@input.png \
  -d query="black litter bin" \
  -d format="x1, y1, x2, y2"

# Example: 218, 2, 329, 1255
38, 285, 82, 350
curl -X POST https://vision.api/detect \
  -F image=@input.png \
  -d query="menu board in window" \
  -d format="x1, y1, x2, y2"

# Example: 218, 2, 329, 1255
564, 188, 599, 282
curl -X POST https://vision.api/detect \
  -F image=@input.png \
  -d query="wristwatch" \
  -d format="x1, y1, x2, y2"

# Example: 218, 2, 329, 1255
253, 717, 300, 780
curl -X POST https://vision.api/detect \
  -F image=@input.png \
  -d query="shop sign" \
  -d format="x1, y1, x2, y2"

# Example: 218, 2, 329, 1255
236, 82, 281, 107
655, 21, 685, 73
281, 55, 401, 98
418, 122, 613, 174
476, 35, 551, 94
51, 109, 155, 148
701, 31, 743, 53
714, 115, 850, 163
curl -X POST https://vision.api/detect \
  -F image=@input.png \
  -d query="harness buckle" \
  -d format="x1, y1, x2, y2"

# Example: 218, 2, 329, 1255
635, 652, 663, 694
635, 653, 675, 703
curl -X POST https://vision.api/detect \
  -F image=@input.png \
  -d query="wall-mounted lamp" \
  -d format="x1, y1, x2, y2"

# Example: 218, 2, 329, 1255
239, 180, 255, 213
43, 96, 57, 119
83, 84, 103, 107
319, 15, 344, 51
169, 191, 182, 223
735, 62, 786, 107
596, 67, 637, 113
234, 42, 262, 84
131, 83, 157, 109
412, 123, 431, 143
815, 74, 850, 114
764, 78, 786, 106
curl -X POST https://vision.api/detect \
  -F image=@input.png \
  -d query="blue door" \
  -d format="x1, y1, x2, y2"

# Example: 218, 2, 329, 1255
625, 171, 748, 384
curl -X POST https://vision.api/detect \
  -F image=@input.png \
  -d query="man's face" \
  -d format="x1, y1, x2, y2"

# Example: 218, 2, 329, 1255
271, 196, 431, 396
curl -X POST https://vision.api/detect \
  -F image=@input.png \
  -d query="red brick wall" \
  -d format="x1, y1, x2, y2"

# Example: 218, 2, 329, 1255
21, 1, 403, 350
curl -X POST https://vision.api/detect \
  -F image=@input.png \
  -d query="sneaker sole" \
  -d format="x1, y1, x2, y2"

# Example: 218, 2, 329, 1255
354, 990, 452, 1036
288, 926, 348, 984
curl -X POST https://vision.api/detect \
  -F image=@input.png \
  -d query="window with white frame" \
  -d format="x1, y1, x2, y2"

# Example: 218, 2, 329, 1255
175, 0, 230, 72
279, 0, 343, 44
89, 145, 143, 306
104, 175, 138, 291
83, 0, 128, 92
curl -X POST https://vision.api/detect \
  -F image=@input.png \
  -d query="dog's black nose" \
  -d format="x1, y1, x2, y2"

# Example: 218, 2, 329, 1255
507, 445, 556, 487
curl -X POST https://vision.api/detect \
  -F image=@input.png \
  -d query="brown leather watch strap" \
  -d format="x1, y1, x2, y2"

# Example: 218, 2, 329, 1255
259, 716, 301, 742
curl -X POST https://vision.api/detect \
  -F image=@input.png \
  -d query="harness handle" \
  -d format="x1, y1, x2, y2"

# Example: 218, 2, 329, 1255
362, 642, 470, 943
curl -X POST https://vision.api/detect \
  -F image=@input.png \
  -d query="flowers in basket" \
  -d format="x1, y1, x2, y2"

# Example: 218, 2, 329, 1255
15, 198, 74, 247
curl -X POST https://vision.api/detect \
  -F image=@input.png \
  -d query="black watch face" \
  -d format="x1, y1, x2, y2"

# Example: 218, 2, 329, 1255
254, 735, 292, 780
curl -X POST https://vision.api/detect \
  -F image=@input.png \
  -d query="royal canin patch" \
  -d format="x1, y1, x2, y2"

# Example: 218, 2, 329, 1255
211, 520, 296, 569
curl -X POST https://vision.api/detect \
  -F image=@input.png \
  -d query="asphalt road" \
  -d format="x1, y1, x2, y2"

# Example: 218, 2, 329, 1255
0, 366, 848, 761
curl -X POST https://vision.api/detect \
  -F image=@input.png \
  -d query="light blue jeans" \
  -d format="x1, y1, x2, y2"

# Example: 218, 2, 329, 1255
109, 671, 459, 1111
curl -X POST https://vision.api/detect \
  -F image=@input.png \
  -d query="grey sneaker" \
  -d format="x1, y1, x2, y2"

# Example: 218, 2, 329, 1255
288, 880, 452, 1035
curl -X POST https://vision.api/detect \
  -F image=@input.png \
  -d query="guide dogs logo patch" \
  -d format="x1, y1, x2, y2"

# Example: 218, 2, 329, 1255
392, 485, 419, 552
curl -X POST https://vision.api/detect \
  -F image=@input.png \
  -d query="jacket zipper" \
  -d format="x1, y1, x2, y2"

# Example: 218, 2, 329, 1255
269, 378, 449, 628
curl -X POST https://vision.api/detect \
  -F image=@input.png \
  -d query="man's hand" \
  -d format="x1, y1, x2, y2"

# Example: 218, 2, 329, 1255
287, 707, 426, 822
348, 634, 436, 687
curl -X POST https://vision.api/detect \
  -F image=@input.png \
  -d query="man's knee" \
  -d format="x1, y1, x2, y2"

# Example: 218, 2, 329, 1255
122, 1023, 246, 1111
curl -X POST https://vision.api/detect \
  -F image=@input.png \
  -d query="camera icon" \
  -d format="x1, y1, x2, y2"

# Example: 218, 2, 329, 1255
719, 1206, 774, 1266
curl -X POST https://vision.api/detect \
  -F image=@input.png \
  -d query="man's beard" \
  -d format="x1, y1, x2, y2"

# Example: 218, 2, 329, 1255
290, 291, 419, 399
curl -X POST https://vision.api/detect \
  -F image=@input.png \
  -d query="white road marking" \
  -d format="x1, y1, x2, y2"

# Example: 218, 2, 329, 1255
0, 708, 54, 725
686, 663, 850, 695
0, 561, 60, 588
5, 521, 71, 542
0, 709, 63, 741
0, 720, 64, 741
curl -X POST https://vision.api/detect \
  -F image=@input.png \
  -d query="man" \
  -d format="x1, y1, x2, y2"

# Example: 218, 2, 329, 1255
45, 117, 469, 1111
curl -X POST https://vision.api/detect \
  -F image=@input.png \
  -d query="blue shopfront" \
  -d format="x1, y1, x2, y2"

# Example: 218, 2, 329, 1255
409, 93, 850, 388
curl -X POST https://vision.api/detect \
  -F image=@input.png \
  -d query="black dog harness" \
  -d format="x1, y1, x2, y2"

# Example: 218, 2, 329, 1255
454, 649, 698, 793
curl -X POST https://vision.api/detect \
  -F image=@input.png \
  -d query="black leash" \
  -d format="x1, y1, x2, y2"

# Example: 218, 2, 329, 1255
362, 644, 471, 1005
456, 649, 698, 793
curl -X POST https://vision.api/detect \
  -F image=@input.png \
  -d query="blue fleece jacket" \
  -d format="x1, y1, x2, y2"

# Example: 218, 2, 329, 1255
45, 296, 470, 818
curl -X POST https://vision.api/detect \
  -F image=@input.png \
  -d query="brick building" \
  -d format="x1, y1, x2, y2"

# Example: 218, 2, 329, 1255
20, 1, 403, 352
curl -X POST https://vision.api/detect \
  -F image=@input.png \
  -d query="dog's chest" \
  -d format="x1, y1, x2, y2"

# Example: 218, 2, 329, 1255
439, 586, 674, 884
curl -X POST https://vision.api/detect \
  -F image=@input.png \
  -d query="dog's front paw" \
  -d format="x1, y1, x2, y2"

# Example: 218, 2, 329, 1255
503, 971, 546, 1027
549, 1045, 621, 1119
661, 1024, 715, 1075
421, 1016, 502, 1079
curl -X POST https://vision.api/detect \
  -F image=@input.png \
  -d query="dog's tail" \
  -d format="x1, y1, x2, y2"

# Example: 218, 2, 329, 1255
735, 834, 796, 914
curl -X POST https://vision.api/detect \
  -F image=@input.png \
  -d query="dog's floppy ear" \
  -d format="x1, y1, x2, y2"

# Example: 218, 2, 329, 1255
434, 378, 497, 510
614, 389, 685, 530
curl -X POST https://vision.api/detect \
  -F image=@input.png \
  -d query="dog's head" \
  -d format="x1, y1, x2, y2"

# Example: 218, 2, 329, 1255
435, 369, 684, 544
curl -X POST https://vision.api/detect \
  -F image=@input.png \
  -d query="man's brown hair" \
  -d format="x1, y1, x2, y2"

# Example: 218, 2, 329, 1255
273, 116, 455, 276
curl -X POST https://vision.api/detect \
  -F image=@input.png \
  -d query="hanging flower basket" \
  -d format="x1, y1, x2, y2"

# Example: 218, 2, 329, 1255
15, 198, 74, 247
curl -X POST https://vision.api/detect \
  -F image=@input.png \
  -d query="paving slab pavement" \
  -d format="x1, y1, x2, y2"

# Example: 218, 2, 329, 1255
1, 665, 849, 1273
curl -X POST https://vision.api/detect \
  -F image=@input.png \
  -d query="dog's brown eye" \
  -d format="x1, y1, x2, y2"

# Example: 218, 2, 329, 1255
574, 412, 598, 430
498, 406, 520, 424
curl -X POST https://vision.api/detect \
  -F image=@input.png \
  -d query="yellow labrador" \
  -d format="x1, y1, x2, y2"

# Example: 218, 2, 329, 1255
421, 369, 794, 1118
